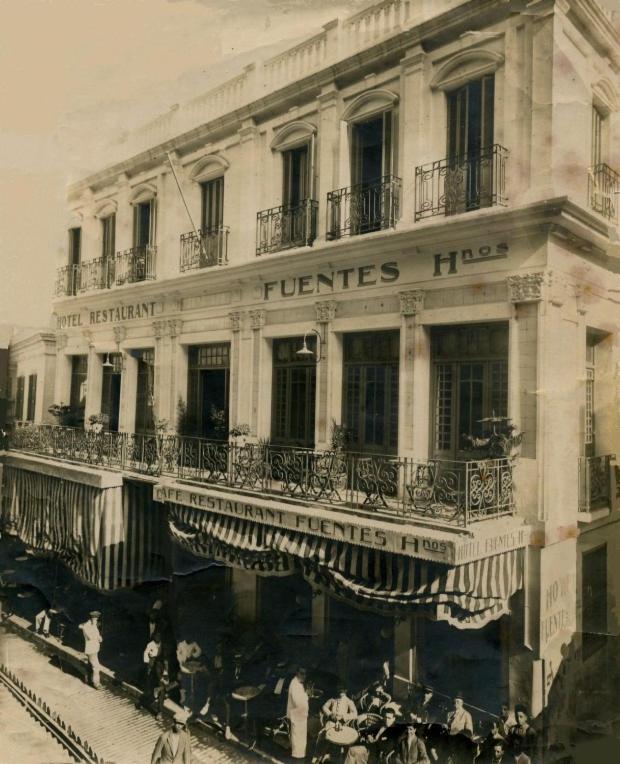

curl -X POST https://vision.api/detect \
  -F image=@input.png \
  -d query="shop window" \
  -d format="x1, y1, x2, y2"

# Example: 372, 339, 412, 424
271, 336, 316, 448
343, 331, 399, 454
26, 374, 37, 422
187, 343, 230, 439
135, 349, 155, 434
431, 323, 508, 459
69, 355, 88, 427
582, 544, 607, 659
15, 375, 25, 421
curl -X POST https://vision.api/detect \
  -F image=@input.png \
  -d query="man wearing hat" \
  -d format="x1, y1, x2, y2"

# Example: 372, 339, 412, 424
407, 685, 440, 725
79, 610, 103, 689
151, 711, 192, 763
446, 693, 473, 737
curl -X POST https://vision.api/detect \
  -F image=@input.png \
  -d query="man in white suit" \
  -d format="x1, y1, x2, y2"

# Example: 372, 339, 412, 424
288, 666, 310, 759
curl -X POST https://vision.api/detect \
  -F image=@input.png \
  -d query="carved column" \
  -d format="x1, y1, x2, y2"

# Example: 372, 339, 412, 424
399, 290, 425, 457
53, 333, 72, 407
166, 319, 183, 427
249, 309, 265, 435
315, 300, 337, 448
229, 311, 244, 431
83, 330, 102, 424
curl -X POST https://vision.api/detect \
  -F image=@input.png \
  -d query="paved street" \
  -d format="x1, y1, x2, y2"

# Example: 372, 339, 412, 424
0, 627, 264, 764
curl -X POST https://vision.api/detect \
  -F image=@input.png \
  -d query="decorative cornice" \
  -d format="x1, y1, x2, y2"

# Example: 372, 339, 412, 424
507, 272, 547, 304
229, 311, 244, 332
315, 300, 337, 323
399, 290, 425, 316
249, 309, 266, 330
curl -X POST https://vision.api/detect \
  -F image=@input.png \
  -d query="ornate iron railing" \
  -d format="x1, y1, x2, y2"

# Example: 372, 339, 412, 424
55, 264, 80, 296
415, 144, 508, 221
79, 257, 115, 291
180, 227, 229, 271
256, 199, 318, 255
115, 245, 156, 285
588, 163, 620, 223
578, 454, 615, 512
327, 175, 400, 239
9, 425, 515, 527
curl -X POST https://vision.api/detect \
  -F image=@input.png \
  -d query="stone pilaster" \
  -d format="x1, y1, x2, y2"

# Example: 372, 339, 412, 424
249, 309, 266, 435
315, 300, 337, 447
399, 291, 425, 456
229, 311, 244, 431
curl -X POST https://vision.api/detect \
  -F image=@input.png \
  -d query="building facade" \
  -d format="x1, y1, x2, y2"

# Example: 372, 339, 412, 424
2, 0, 620, 749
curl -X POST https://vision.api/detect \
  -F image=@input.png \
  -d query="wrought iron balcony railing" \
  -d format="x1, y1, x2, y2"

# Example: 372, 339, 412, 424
588, 163, 620, 223
327, 175, 400, 239
9, 424, 515, 527
180, 226, 229, 271
256, 199, 318, 255
578, 454, 616, 512
55, 264, 80, 296
415, 144, 508, 221
115, 245, 156, 285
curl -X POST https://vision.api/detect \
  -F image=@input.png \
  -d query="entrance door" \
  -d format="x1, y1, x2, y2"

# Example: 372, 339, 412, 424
135, 349, 155, 434
343, 331, 399, 454
431, 324, 508, 459
271, 336, 316, 448
187, 343, 230, 439
101, 354, 122, 432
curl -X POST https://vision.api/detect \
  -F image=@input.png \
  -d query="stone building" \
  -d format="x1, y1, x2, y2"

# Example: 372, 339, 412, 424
2, 0, 620, 748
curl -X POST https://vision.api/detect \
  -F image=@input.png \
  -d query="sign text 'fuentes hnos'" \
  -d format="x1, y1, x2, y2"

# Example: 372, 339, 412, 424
262, 262, 399, 300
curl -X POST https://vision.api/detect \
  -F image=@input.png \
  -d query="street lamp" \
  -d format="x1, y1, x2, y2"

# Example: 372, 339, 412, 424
296, 329, 324, 363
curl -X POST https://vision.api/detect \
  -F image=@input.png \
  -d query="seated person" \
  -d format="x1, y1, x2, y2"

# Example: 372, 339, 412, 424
313, 688, 358, 762
359, 680, 392, 714
405, 685, 439, 725
506, 704, 538, 763
346, 706, 400, 764
484, 739, 513, 764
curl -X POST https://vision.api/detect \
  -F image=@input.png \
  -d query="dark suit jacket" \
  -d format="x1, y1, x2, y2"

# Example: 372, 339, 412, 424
150, 730, 191, 764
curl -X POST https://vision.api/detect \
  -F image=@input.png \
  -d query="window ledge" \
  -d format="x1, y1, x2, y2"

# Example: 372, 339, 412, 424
578, 507, 611, 523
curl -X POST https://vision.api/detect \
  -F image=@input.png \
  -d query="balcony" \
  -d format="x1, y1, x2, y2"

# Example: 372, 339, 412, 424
79, 257, 115, 291
55, 264, 80, 297
415, 144, 508, 222
9, 424, 515, 528
588, 163, 620, 223
579, 454, 616, 515
256, 199, 318, 255
327, 175, 400, 239
114, 245, 156, 285
180, 227, 229, 271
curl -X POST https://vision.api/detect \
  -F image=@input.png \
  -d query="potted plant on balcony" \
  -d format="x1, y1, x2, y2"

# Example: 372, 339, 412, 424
48, 403, 83, 428
87, 413, 109, 434
229, 423, 251, 447
461, 415, 523, 460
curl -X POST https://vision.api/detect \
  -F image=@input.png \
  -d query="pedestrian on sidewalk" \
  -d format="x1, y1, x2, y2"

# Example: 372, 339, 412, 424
151, 710, 192, 764
79, 610, 103, 689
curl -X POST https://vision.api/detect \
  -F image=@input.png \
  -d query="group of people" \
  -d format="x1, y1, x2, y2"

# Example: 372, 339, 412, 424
285, 668, 539, 764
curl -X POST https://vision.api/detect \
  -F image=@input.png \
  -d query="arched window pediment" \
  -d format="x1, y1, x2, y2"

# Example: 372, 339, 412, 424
190, 154, 230, 183
94, 199, 118, 218
343, 89, 399, 123
270, 121, 317, 152
592, 78, 619, 114
129, 183, 157, 204
431, 49, 504, 91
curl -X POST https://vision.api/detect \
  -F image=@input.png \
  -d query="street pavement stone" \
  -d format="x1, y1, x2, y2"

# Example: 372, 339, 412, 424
0, 628, 265, 764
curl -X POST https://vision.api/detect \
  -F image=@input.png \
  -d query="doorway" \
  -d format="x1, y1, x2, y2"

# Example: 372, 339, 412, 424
271, 336, 316, 448
101, 353, 122, 432
187, 343, 230, 439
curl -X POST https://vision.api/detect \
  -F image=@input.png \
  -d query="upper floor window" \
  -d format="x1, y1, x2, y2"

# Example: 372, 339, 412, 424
15, 375, 25, 421
26, 374, 37, 422
282, 144, 310, 207
101, 214, 116, 260
447, 75, 494, 159
200, 177, 224, 232
133, 199, 156, 249
69, 226, 82, 267
351, 111, 393, 189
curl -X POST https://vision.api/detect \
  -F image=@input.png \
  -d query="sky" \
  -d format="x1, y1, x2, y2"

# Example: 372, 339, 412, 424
0, 0, 365, 328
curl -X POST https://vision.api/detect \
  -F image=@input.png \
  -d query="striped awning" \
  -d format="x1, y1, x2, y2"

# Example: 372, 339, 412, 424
166, 504, 523, 629
1, 467, 168, 590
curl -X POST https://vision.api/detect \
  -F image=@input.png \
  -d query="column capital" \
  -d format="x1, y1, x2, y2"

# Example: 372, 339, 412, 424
507, 272, 547, 303
249, 309, 266, 330
317, 82, 339, 109
315, 300, 337, 323
167, 319, 183, 339
400, 44, 427, 72
82, 329, 94, 348
56, 333, 68, 351
152, 320, 167, 340
113, 325, 127, 345
229, 311, 244, 332
399, 290, 425, 316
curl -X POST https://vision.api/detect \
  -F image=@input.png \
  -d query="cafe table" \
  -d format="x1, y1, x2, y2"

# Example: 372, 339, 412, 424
325, 725, 359, 763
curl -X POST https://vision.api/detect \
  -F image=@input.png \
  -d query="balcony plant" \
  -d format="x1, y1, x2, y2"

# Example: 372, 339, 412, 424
229, 423, 251, 445
461, 415, 523, 460
48, 403, 83, 428
330, 419, 351, 452
87, 413, 109, 434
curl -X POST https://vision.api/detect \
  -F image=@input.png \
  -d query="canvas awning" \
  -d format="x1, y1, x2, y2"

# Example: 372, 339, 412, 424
166, 503, 523, 629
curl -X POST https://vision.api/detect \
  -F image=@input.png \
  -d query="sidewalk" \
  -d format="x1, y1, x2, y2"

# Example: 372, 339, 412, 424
0, 618, 266, 764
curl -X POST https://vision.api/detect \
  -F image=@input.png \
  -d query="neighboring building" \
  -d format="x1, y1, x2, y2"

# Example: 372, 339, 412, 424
0, 325, 11, 430
2, 0, 620, 750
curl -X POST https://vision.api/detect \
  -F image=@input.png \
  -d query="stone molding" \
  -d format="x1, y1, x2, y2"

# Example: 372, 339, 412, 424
229, 311, 244, 332
399, 290, 425, 316
315, 300, 337, 323
113, 325, 127, 345
249, 309, 266, 330
507, 273, 546, 303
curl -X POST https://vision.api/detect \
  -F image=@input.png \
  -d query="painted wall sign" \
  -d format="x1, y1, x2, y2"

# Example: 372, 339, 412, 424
262, 261, 399, 300
153, 481, 528, 564
56, 301, 162, 330
433, 243, 509, 277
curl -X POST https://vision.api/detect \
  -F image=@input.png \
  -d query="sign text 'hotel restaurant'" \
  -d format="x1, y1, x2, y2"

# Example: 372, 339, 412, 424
56, 301, 161, 330
154, 483, 527, 565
